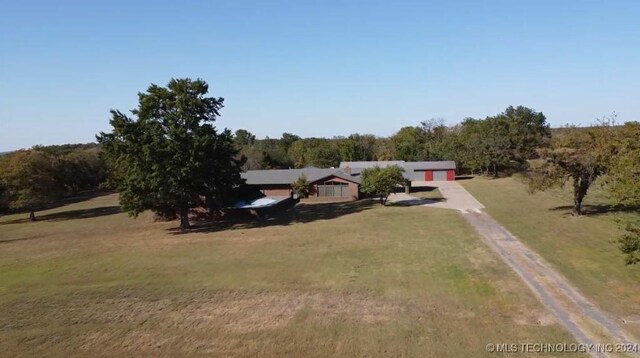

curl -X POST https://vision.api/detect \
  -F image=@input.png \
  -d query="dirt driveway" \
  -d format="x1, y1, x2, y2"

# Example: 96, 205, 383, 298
390, 181, 637, 357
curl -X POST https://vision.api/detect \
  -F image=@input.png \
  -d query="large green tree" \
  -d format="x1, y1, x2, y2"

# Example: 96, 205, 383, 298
601, 121, 640, 264
0, 150, 63, 221
234, 129, 256, 147
527, 124, 611, 216
448, 106, 549, 175
391, 126, 426, 161
338, 134, 377, 162
305, 138, 340, 168
97, 78, 244, 230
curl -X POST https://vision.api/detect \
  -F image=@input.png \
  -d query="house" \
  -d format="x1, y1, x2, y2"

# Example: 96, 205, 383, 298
241, 167, 361, 201
240, 160, 456, 203
339, 161, 456, 182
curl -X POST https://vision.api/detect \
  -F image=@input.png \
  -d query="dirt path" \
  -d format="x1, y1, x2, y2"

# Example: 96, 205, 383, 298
391, 182, 638, 357
464, 210, 637, 357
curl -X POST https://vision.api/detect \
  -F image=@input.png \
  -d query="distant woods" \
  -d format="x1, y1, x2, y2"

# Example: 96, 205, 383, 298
0, 143, 106, 220
236, 105, 551, 176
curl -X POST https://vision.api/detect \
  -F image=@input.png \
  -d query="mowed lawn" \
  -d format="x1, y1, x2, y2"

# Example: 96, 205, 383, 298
0, 193, 577, 357
460, 176, 640, 338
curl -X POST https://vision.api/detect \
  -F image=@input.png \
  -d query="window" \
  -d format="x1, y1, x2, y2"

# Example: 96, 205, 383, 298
317, 181, 349, 197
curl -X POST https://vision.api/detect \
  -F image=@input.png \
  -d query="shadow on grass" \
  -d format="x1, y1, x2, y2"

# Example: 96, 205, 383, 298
550, 204, 640, 216
0, 190, 114, 216
410, 186, 439, 193
171, 199, 376, 235
387, 197, 447, 207
454, 175, 475, 181
0, 235, 44, 244
0, 206, 121, 225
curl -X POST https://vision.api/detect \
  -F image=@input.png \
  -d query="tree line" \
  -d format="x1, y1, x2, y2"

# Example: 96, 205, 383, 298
0, 143, 106, 220
234, 105, 551, 176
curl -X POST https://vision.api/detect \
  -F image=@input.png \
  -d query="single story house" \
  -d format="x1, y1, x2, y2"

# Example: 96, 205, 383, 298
241, 167, 361, 201
339, 160, 456, 182
240, 161, 456, 203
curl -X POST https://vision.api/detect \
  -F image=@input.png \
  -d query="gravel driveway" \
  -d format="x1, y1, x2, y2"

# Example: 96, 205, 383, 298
390, 181, 637, 357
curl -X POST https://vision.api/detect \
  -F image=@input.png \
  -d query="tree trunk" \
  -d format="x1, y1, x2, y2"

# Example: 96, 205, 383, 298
379, 196, 385, 205
29, 210, 36, 222
179, 207, 190, 231
572, 176, 590, 216
572, 196, 583, 216
493, 163, 498, 178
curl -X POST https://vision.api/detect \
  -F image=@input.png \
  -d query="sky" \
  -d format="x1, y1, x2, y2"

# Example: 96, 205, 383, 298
1, 0, 639, 151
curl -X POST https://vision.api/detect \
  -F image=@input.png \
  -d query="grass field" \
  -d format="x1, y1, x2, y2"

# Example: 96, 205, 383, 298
460, 176, 640, 338
0, 193, 578, 357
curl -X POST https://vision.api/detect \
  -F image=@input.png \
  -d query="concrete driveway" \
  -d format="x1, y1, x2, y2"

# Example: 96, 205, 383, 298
388, 181, 484, 212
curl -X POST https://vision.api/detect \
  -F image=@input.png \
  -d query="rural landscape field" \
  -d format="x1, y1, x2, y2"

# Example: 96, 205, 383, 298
3, 1, 640, 357
1, 186, 584, 357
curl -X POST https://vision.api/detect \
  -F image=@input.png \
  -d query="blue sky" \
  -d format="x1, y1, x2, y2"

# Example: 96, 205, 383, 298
1, 1, 639, 151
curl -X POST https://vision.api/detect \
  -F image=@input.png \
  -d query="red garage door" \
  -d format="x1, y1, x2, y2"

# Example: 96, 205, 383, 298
424, 170, 433, 181
447, 170, 455, 181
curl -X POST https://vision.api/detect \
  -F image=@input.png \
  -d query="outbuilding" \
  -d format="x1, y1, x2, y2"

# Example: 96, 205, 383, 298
339, 160, 456, 183
403, 161, 456, 182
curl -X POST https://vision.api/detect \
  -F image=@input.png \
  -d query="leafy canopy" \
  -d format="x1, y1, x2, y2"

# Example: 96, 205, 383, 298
527, 117, 617, 215
0, 150, 63, 220
360, 165, 405, 205
97, 78, 244, 229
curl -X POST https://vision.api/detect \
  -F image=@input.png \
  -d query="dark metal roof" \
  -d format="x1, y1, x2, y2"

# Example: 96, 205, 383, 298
242, 168, 361, 185
340, 160, 456, 171
403, 161, 457, 170
339, 161, 404, 169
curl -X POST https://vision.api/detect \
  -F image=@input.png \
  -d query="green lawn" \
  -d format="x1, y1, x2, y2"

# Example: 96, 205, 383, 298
460, 176, 640, 338
0, 194, 577, 357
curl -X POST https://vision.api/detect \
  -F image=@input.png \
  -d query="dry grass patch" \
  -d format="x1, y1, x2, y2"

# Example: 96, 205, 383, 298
0, 193, 579, 356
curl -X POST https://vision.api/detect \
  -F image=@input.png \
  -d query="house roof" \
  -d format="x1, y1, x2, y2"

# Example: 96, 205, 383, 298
339, 161, 405, 169
242, 168, 361, 186
403, 161, 457, 170
340, 160, 456, 171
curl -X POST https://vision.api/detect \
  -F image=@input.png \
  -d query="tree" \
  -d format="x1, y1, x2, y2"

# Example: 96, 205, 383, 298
338, 134, 376, 162
57, 148, 106, 194
420, 118, 450, 160
360, 165, 405, 205
603, 122, 640, 205
527, 124, 610, 216
291, 174, 312, 198
0, 182, 8, 213
501, 106, 550, 163
0, 150, 63, 221
254, 138, 291, 169
305, 138, 340, 167
234, 129, 256, 147
448, 106, 549, 175
600, 121, 640, 264
288, 140, 306, 168
374, 138, 395, 161
97, 78, 244, 230
391, 126, 425, 161
280, 132, 301, 152
338, 136, 360, 162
